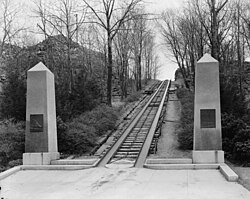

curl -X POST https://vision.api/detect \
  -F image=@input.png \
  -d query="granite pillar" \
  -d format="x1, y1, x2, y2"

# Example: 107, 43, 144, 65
23, 62, 59, 165
192, 54, 224, 163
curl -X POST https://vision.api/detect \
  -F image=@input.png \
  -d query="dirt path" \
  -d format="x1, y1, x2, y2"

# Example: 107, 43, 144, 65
149, 83, 191, 158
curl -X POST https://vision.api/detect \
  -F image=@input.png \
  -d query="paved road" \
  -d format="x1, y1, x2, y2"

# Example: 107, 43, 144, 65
1, 168, 250, 199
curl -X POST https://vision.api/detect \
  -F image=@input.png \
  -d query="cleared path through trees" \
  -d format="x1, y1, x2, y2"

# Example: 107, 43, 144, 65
150, 81, 191, 158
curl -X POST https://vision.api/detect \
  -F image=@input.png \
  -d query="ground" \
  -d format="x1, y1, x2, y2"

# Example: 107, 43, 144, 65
149, 82, 191, 158
227, 161, 250, 191
1, 168, 250, 199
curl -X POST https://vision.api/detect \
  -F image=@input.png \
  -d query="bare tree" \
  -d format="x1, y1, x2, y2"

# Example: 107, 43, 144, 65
0, 0, 24, 58
241, 1, 250, 54
152, 55, 161, 80
130, 8, 148, 91
194, 0, 231, 61
159, 10, 190, 88
114, 20, 132, 99
143, 31, 155, 83
83, 0, 143, 105
33, 0, 86, 92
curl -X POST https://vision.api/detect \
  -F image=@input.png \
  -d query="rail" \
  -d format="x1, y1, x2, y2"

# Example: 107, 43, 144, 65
135, 80, 171, 167
97, 80, 170, 167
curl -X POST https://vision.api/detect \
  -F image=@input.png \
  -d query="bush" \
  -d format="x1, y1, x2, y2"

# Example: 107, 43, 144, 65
59, 121, 97, 155
1, 72, 26, 121
58, 105, 119, 155
233, 129, 250, 143
220, 75, 248, 117
176, 88, 194, 150
8, 159, 23, 167
73, 105, 118, 135
231, 128, 250, 160
177, 125, 193, 150
56, 78, 104, 121
0, 119, 25, 171
124, 91, 141, 103
221, 113, 246, 140
234, 141, 250, 160
222, 138, 234, 158
220, 113, 250, 161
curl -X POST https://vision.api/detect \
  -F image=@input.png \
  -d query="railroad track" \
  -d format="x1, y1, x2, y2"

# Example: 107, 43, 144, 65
97, 80, 171, 168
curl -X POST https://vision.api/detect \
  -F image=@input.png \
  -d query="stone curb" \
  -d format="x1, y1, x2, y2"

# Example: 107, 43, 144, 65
146, 158, 192, 164
51, 159, 99, 166
144, 163, 220, 170
0, 166, 22, 180
144, 162, 239, 182
21, 165, 93, 170
219, 164, 239, 182
0, 164, 96, 180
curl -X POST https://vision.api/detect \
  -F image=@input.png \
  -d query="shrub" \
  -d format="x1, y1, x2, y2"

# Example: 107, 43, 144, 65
220, 113, 250, 161
124, 91, 141, 103
220, 76, 248, 119
176, 88, 194, 150
222, 138, 234, 158
8, 159, 23, 168
72, 105, 118, 135
177, 125, 193, 150
233, 129, 250, 143
230, 128, 250, 160
0, 119, 25, 171
56, 78, 104, 121
233, 141, 250, 160
1, 72, 26, 121
221, 113, 246, 140
58, 105, 119, 155
59, 121, 97, 155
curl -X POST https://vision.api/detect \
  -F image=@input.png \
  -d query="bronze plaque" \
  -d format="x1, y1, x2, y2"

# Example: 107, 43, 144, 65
30, 114, 43, 132
200, 109, 216, 128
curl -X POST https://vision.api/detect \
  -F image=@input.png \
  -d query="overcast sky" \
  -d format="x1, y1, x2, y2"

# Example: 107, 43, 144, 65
144, 0, 184, 80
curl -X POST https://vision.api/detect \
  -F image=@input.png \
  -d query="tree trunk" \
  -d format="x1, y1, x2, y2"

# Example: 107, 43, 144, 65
107, 35, 113, 106
237, 3, 242, 97
67, 40, 73, 93
138, 55, 142, 90
210, 0, 220, 61
124, 61, 128, 98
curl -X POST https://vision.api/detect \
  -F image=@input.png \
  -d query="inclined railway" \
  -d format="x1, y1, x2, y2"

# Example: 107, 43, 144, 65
97, 80, 171, 168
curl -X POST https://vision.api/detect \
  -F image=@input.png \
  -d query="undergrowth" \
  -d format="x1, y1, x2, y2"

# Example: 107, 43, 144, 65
176, 88, 194, 150
0, 119, 25, 172
58, 105, 119, 156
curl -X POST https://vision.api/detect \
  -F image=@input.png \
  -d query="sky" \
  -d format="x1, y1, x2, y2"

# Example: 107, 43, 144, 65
11, 0, 184, 81
145, 0, 184, 80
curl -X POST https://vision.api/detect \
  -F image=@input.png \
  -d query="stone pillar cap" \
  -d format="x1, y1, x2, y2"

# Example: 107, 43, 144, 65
28, 62, 52, 73
197, 53, 218, 63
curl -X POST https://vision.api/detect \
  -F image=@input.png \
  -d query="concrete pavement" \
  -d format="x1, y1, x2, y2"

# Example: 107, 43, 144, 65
1, 168, 250, 199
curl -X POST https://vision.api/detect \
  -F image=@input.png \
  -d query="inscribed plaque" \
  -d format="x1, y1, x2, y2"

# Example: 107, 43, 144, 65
200, 109, 216, 128
30, 114, 43, 132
